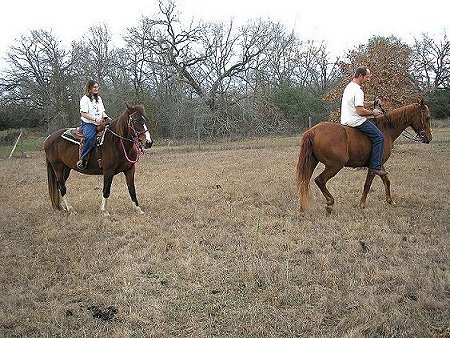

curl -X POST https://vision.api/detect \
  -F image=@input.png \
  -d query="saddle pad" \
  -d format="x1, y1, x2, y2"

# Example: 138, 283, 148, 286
61, 127, 107, 146
61, 128, 81, 145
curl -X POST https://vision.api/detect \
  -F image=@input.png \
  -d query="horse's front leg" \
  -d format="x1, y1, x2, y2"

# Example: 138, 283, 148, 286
359, 171, 376, 209
101, 174, 114, 217
124, 166, 144, 215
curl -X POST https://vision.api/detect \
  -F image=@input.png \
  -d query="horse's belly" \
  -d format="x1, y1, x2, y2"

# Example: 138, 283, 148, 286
345, 137, 371, 167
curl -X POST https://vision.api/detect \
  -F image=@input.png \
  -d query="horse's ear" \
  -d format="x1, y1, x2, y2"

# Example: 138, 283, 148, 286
125, 102, 132, 111
418, 97, 424, 106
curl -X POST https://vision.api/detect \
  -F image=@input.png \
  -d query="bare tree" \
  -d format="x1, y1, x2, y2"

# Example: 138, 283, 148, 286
81, 24, 116, 85
120, 17, 171, 98
297, 40, 340, 94
410, 32, 450, 91
145, 1, 275, 111
2, 29, 76, 130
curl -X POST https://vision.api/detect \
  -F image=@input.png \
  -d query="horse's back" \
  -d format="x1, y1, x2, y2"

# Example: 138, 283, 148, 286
44, 128, 67, 146
307, 122, 371, 167
310, 121, 348, 145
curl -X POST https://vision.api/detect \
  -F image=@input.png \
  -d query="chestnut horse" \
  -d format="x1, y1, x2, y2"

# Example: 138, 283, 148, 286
296, 99, 432, 212
44, 103, 153, 216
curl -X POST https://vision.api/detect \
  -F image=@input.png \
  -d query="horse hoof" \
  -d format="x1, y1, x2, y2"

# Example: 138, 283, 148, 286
102, 211, 110, 217
359, 203, 366, 209
135, 207, 145, 215
132, 203, 145, 215
62, 205, 74, 213
325, 205, 333, 214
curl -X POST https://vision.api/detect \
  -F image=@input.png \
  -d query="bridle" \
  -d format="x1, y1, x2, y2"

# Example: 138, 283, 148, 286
128, 112, 150, 140
106, 111, 147, 163
377, 103, 427, 143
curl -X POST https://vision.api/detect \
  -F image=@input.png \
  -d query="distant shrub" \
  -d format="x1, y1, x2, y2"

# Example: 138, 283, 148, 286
426, 88, 450, 119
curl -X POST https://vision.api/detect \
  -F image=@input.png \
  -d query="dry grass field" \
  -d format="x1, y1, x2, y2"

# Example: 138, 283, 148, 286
0, 128, 449, 337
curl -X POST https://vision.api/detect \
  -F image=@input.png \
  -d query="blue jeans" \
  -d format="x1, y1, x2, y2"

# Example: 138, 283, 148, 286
79, 121, 97, 161
355, 120, 385, 170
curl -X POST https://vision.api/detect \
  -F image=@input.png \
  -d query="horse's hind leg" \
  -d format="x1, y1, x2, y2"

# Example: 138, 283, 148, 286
55, 164, 73, 212
314, 165, 342, 213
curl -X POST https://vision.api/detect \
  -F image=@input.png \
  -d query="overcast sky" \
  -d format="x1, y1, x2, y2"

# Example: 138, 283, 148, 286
1, 0, 448, 62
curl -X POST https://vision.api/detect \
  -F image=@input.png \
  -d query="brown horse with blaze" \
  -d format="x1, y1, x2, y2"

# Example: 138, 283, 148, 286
44, 103, 153, 216
296, 99, 432, 213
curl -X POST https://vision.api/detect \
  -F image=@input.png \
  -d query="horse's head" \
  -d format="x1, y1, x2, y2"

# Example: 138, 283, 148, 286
410, 98, 432, 144
125, 103, 153, 149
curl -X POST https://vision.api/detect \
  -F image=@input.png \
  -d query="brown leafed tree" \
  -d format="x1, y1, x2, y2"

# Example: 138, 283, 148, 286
326, 36, 418, 112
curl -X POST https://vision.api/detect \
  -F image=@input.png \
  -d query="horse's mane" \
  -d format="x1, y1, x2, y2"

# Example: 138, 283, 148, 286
109, 104, 146, 136
109, 111, 127, 136
376, 103, 419, 129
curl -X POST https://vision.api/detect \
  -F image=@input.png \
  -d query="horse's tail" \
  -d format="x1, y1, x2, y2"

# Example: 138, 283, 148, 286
46, 159, 61, 210
296, 129, 317, 211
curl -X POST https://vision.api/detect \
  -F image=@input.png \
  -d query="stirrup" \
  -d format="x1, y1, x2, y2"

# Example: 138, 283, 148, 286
77, 160, 87, 170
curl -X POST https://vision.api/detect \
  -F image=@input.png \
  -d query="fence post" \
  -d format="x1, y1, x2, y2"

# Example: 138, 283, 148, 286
9, 129, 23, 158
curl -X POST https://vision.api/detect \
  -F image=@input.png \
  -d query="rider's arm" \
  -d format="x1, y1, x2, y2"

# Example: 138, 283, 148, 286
98, 98, 109, 120
363, 100, 375, 109
80, 111, 98, 123
356, 106, 381, 118
356, 106, 374, 117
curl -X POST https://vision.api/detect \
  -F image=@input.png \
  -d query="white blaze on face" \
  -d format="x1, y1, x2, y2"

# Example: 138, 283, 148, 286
143, 123, 152, 144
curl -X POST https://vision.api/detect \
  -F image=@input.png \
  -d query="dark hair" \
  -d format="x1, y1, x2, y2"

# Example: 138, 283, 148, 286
354, 66, 369, 78
84, 79, 99, 102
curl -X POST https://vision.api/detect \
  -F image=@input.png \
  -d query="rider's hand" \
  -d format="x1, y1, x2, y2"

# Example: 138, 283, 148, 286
372, 108, 382, 116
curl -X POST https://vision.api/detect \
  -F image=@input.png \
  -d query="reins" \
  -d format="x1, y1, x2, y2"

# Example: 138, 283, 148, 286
377, 103, 426, 142
120, 138, 143, 163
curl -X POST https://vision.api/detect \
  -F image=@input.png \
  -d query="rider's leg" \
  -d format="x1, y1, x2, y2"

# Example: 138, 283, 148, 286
78, 121, 97, 169
355, 120, 385, 173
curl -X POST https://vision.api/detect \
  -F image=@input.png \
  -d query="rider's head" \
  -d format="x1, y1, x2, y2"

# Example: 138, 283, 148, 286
85, 80, 100, 101
354, 66, 371, 85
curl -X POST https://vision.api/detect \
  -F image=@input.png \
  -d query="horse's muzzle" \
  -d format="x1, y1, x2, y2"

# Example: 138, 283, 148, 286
145, 140, 153, 148
419, 130, 432, 144
421, 133, 432, 144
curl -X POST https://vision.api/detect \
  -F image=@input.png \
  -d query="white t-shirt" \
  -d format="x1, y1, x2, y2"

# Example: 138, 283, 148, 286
340, 81, 366, 127
80, 95, 105, 125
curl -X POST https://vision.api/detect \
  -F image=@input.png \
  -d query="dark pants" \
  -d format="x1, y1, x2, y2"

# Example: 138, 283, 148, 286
80, 121, 97, 161
355, 120, 385, 170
